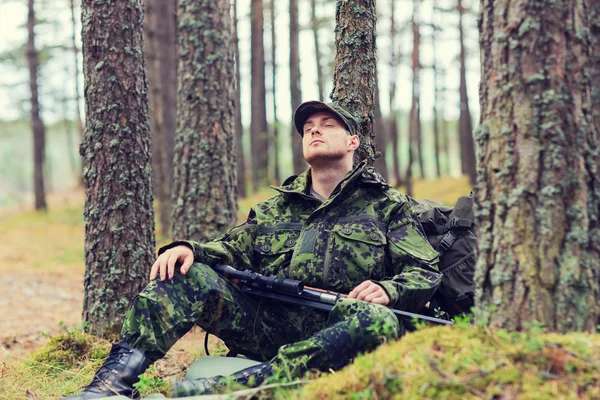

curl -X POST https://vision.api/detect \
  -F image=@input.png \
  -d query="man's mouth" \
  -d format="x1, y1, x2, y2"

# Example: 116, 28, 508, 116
310, 140, 324, 146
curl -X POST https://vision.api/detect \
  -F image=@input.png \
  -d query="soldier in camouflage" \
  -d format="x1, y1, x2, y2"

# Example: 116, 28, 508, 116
63, 101, 441, 399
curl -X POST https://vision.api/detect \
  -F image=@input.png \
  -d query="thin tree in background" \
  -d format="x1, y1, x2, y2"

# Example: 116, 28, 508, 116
27, 0, 47, 211
476, 0, 600, 331
233, 0, 247, 197
458, 0, 476, 185
171, 0, 237, 241
250, 0, 269, 190
590, 0, 600, 132
144, 0, 171, 238
80, 0, 155, 336
330, 0, 377, 163
373, 77, 388, 180
269, 0, 280, 183
407, 0, 422, 195
311, 0, 325, 102
431, 0, 441, 178
70, 0, 84, 143
388, 0, 402, 186
439, 65, 450, 175
157, 0, 177, 188
290, 0, 306, 175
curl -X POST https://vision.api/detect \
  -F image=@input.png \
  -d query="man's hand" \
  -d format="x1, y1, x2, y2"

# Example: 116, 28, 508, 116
150, 245, 194, 281
348, 281, 390, 305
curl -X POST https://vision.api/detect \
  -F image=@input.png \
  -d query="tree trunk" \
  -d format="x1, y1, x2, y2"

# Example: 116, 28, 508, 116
389, 0, 402, 186
311, 0, 325, 102
157, 0, 177, 188
373, 76, 388, 180
476, 0, 600, 332
330, 0, 377, 163
251, 0, 269, 191
233, 0, 247, 197
27, 0, 47, 211
81, 0, 155, 336
144, 0, 171, 239
407, 0, 421, 190
431, 1, 441, 178
269, 0, 280, 184
171, 0, 237, 242
290, 0, 306, 175
589, 0, 600, 132
70, 0, 84, 144
458, 0, 476, 185
439, 66, 450, 175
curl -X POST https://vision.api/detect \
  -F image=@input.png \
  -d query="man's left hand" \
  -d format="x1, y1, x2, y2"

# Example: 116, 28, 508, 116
348, 281, 390, 305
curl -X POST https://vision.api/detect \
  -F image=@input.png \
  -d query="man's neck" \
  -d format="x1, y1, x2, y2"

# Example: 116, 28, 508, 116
310, 159, 354, 199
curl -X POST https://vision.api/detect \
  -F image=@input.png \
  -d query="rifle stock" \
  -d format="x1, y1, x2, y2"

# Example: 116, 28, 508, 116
213, 264, 454, 326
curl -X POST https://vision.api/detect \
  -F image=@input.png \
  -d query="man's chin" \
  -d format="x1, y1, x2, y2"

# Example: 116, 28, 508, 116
305, 151, 345, 166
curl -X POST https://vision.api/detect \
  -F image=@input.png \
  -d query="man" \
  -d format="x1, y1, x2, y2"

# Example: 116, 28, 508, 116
64, 101, 441, 399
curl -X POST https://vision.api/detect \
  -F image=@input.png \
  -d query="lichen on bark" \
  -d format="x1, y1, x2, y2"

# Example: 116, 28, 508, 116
475, 0, 600, 332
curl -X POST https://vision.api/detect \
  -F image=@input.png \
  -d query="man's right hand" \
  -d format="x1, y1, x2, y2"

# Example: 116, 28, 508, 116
150, 245, 194, 281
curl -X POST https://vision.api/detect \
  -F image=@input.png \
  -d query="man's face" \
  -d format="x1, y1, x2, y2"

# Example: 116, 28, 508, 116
302, 111, 358, 164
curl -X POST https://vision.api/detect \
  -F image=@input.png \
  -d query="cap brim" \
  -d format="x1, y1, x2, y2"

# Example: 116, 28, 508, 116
293, 101, 350, 136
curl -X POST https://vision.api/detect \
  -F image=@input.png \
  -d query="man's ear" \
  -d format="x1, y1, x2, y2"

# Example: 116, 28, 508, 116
348, 134, 360, 151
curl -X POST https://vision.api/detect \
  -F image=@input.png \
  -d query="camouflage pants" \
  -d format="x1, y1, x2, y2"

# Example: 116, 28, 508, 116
121, 263, 402, 377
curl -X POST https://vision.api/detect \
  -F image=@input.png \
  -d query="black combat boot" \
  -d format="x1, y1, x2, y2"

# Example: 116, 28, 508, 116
61, 342, 151, 400
170, 362, 273, 397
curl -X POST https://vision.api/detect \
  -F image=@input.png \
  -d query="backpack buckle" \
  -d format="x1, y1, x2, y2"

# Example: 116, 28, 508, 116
439, 231, 457, 251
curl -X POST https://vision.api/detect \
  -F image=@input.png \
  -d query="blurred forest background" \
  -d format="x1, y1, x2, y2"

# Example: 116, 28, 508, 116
0, 0, 479, 213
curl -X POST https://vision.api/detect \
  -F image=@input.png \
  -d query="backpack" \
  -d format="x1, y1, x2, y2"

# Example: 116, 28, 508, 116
409, 193, 476, 319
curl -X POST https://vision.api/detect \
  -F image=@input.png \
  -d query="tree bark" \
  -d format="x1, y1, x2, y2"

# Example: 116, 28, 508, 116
431, 1, 441, 178
476, 0, 600, 332
144, 0, 171, 238
458, 0, 476, 185
589, 0, 600, 132
171, 0, 237, 242
27, 0, 47, 211
331, 0, 377, 163
251, 0, 269, 191
233, 0, 247, 197
311, 0, 325, 102
389, 0, 402, 186
80, 0, 155, 336
290, 0, 306, 175
269, 0, 280, 184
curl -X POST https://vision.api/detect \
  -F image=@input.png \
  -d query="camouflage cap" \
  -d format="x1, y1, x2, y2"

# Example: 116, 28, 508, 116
293, 100, 359, 136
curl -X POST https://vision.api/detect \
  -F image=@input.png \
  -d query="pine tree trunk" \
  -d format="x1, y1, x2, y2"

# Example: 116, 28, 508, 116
269, 0, 280, 184
290, 0, 306, 175
439, 66, 450, 175
81, 0, 155, 336
589, 0, 600, 132
476, 0, 600, 332
27, 0, 47, 211
331, 0, 377, 163
408, 0, 421, 188
373, 77, 388, 180
171, 0, 237, 242
311, 0, 325, 102
431, 2, 441, 178
70, 0, 84, 144
144, 0, 171, 238
458, 0, 476, 185
389, 0, 402, 186
233, 0, 247, 197
251, 0, 269, 191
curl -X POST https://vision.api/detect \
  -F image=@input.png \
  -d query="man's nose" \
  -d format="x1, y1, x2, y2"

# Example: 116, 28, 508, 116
309, 126, 322, 136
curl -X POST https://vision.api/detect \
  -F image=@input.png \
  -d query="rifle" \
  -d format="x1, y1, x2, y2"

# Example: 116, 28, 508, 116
214, 264, 454, 326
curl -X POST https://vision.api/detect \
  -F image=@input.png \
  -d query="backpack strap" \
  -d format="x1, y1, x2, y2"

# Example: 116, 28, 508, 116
437, 193, 474, 251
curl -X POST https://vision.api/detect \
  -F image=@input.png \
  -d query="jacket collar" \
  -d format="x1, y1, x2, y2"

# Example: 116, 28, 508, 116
272, 160, 389, 198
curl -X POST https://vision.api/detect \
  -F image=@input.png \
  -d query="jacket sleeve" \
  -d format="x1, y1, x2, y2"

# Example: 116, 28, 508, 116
157, 208, 259, 271
377, 200, 442, 312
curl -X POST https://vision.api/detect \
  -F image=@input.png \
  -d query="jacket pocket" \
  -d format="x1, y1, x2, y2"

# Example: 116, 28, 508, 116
254, 225, 301, 276
328, 220, 387, 292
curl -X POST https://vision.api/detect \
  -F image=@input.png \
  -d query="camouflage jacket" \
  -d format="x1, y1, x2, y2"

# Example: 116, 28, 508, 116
160, 161, 441, 312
